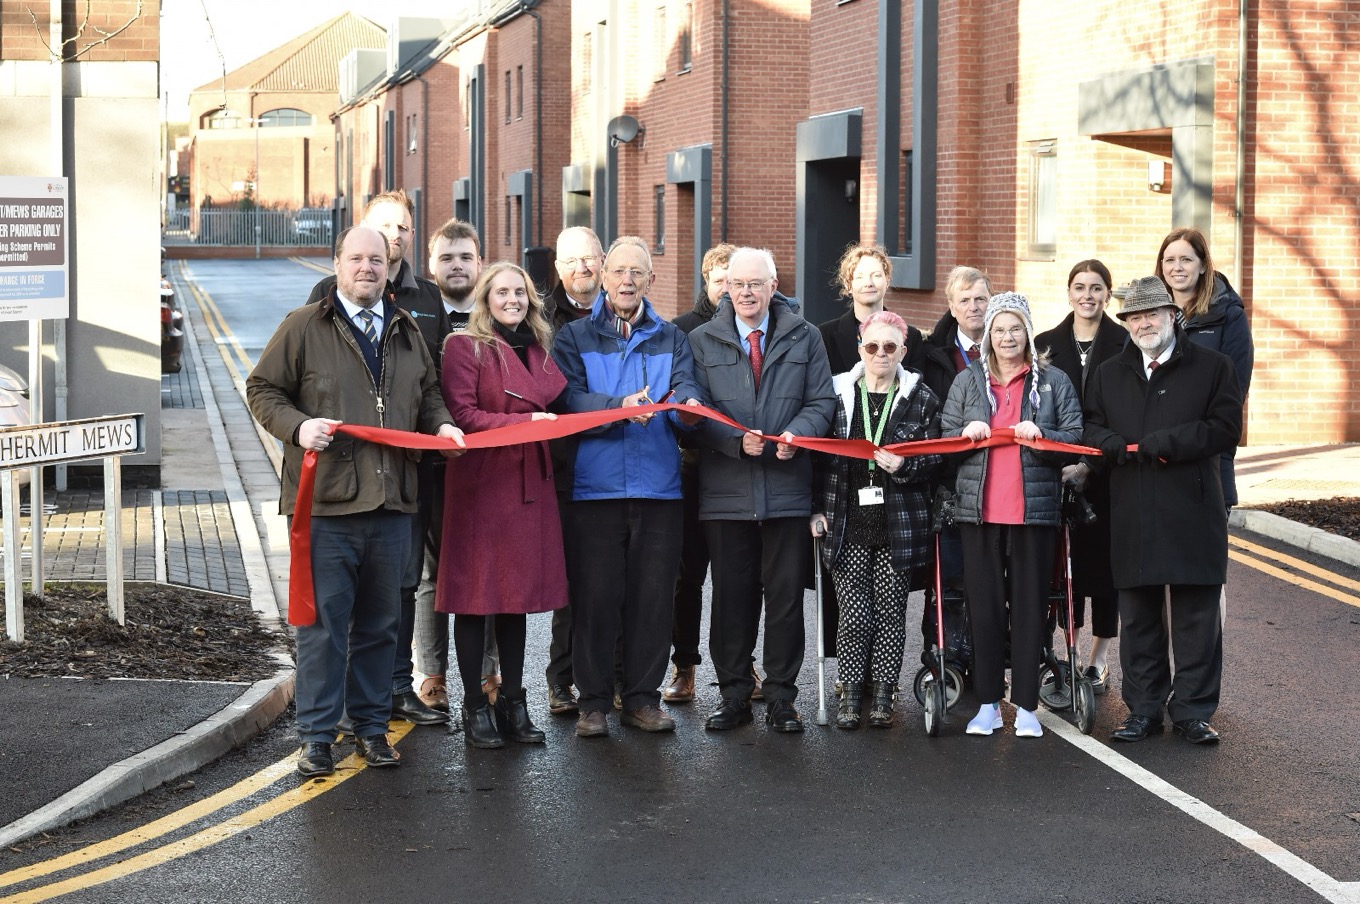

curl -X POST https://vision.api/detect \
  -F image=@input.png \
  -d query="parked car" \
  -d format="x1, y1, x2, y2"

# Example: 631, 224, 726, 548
0, 363, 32, 489
161, 277, 184, 374
292, 209, 333, 244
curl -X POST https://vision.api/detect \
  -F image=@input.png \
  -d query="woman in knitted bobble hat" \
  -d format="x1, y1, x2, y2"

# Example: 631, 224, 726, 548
940, 291, 1084, 739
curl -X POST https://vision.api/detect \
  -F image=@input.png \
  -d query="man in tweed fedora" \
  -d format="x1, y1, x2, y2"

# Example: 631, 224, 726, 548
1082, 275, 1243, 745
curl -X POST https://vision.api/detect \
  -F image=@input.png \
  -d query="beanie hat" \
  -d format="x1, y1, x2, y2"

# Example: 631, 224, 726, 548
980, 291, 1041, 413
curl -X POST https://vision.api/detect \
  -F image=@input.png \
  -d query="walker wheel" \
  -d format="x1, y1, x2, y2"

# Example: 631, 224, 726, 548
1038, 662, 1074, 712
924, 676, 945, 737
1074, 675, 1096, 735
913, 664, 964, 710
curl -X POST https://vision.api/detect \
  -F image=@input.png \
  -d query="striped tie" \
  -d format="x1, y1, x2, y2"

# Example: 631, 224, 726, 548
357, 309, 378, 345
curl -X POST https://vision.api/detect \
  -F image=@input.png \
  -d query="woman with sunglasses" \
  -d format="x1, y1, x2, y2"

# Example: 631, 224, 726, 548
942, 292, 1082, 739
811, 311, 943, 728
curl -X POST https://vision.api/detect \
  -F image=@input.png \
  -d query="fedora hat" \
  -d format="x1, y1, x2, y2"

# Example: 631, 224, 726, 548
1115, 276, 1178, 320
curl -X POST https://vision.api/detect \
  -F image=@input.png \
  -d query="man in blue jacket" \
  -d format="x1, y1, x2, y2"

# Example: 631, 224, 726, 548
552, 236, 704, 738
689, 247, 836, 733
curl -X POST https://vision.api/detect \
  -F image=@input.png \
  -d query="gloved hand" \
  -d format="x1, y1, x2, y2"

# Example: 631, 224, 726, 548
1096, 433, 1127, 466
1136, 431, 1167, 465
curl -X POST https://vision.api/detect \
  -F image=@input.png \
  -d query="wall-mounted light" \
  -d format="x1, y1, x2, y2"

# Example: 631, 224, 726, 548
844, 179, 858, 203
1148, 160, 1172, 194
608, 115, 646, 149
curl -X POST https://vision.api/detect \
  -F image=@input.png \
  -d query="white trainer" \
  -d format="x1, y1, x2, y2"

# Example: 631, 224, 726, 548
966, 703, 1003, 736
1014, 706, 1044, 738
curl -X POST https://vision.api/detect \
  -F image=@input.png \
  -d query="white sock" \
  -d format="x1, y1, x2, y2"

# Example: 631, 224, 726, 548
1014, 706, 1043, 738
966, 702, 1003, 736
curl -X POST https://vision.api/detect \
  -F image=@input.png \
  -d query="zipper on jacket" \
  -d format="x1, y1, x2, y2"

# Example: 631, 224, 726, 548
335, 312, 388, 428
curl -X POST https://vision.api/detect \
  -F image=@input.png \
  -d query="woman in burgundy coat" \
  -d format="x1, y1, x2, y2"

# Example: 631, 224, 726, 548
438, 262, 568, 749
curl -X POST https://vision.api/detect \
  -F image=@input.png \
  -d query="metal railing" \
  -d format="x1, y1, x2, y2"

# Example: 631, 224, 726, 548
162, 207, 333, 247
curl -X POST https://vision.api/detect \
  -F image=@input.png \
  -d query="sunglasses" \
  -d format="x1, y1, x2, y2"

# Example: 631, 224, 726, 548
860, 341, 900, 356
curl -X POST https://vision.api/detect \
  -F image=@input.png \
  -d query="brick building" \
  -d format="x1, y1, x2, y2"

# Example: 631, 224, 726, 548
316, 0, 1358, 444
185, 13, 385, 212
0, 0, 166, 467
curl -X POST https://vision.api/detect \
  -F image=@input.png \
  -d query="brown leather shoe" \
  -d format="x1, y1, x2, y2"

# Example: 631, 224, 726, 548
661, 665, 696, 703
622, 704, 676, 732
417, 675, 449, 712
750, 664, 765, 701
576, 709, 608, 738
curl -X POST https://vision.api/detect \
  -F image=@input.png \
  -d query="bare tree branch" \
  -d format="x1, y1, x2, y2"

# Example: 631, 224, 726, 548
23, 0, 145, 62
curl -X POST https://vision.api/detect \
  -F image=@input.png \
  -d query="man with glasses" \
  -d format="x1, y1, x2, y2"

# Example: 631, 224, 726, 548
543, 226, 607, 717
551, 236, 705, 738
688, 247, 836, 733
548, 226, 606, 334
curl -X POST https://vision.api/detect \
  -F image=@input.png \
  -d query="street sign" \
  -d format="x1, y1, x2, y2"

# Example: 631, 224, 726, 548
0, 413, 143, 469
0, 175, 69, 321
2, 413, 145, 642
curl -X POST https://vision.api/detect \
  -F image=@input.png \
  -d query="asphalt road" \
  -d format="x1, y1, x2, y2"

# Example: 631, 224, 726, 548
3, 530, 1357, 904
3, 260, 1354, 903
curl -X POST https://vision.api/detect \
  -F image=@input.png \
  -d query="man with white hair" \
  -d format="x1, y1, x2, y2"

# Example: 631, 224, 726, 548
1083, 275, 1242, 745
688, 247, 836, 733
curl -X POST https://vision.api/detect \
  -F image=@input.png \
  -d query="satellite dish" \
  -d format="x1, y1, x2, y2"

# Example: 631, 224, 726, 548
607, 115, 644, 147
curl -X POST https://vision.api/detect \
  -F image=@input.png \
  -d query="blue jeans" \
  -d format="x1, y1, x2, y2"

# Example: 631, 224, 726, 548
295, 510, 410, 743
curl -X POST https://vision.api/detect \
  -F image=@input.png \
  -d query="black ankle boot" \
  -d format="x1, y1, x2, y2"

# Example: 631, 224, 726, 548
462, 698, 505, 749
494, 688, 546, 743
867, 681, 896, 728
836, 683, 863, 730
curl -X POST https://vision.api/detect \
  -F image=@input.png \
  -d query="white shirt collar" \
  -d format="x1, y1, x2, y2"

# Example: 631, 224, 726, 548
337, 293, 383, 328
1142, 338, 1176, 376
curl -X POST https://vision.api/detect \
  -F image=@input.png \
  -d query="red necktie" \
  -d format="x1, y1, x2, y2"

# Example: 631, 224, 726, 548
748, 329, 764, 390
966, 346, 981, 362
1148, 360, 1160, 375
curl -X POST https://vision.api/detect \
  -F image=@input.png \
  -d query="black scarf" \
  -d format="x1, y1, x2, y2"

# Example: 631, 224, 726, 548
494, 320, 536, 366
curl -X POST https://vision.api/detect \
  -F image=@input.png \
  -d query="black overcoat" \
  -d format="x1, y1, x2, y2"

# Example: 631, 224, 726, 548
1081, 329, 1243, 588
1035, 312, 1126, 597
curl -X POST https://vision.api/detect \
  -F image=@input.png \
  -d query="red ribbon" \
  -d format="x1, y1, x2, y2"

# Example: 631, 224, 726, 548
285, 403, 1114, 625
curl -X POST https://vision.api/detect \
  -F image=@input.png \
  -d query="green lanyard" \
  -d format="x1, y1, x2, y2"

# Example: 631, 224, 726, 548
858, 379, 896, 473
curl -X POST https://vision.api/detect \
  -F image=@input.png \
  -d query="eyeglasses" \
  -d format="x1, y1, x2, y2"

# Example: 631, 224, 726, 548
607, 267, 649, 281
990, 326, 1026, 339
860, 341, 900, 356
729, 279, 769, 293
560, 255, 601, 270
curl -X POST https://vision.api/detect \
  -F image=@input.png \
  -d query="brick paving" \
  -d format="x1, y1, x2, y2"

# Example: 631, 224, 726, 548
162, 490, 248, 596
160, 349, 203, 409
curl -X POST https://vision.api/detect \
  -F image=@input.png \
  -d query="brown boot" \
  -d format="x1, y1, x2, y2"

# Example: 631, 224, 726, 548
750, 664, 765, 701
662, 665, 696, 703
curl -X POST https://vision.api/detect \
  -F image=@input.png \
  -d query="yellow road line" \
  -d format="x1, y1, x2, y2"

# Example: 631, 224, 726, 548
178, 261, 253, 378
289, 256, 333, 275
1230, 549, 1360, 609
0, 725, 412, 904
1229, 534, 1360, 594
0, 758, 295, 890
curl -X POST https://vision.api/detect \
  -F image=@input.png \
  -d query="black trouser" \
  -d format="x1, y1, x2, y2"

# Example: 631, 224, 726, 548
393, 455, 438, 694
671, 464, 709, 667
567, 499, 683, 714
544, 497, 576, 688
1074, 594, 1119, 638
453, 613, 525, 704
706, 518, 809, 704
959, 523, 1056, 712
1118, 584, 1222, 723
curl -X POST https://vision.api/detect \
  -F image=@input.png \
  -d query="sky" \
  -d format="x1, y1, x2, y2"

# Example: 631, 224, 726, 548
159, 0, 449, 122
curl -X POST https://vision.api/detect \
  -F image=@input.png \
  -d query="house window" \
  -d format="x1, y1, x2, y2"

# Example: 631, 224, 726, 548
407, 113, 418, 154
505, 70, 513, 123
901, 150, 913, 256
506, 197, 514, 246
516, 66, 524, 119
258, 108, 312, 128
654, 6, 668, 82
679, 1, 692, 72
207, 109, 242, 129
653, 185, 666, 254
582, 32, 593, 94
1027, 140, 1057, 259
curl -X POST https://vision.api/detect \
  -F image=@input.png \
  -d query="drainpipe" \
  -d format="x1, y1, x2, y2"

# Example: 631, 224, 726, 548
527, 7, 543, 245
1233, 0, 1247, 288
418, 72, 429, 272
720, 0, 730, 241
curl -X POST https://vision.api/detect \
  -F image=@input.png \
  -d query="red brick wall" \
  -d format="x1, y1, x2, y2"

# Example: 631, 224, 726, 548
1, 0, 157, 62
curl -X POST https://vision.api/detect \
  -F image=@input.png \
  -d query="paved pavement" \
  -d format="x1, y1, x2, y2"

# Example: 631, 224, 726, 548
1, 257, 1358, 849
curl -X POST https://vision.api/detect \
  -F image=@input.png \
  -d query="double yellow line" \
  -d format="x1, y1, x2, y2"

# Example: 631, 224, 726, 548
1229, 534, 1360, 608
0, 724, 412, 903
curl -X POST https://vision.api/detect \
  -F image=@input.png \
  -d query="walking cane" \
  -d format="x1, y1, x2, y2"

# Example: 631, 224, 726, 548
813, 527, 829, 726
